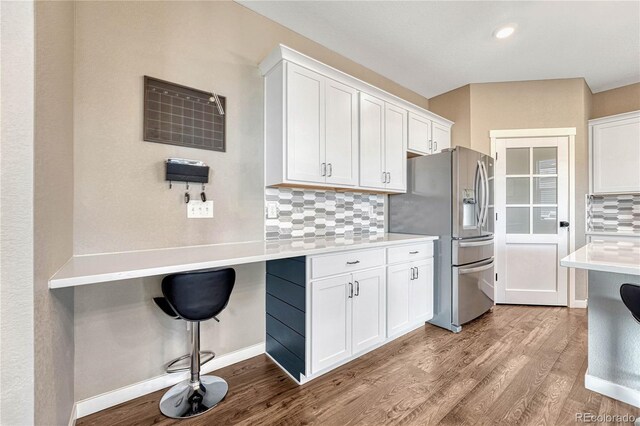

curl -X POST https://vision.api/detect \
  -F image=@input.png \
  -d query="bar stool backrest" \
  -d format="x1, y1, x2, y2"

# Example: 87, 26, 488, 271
162, 268, 235, 322
620, 283, 640, 324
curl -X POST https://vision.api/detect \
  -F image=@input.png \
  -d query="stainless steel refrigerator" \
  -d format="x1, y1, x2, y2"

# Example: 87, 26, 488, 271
389, 146, 494, 333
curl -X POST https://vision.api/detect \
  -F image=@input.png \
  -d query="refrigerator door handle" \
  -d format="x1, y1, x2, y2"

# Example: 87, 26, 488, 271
458, 239, 493, 248
459, 258, 494, 275
479, 160, 490, 227
474, 161, 482, 224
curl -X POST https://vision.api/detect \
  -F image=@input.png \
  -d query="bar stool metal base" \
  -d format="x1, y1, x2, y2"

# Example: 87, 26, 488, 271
159, 375, 228, 419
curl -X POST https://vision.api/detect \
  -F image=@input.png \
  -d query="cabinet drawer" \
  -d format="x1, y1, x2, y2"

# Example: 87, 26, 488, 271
311, 249, 385, 279
387, 243, 432, 264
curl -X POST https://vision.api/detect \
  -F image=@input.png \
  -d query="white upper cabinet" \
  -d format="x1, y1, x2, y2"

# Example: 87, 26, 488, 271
431, 121, 451, 154
408, 112, 431, 154
324, 78, 359, 186
359, 93, 386, 189
359, 94, 407, 192
286, 63, 325, 183
590, 111, 640, 194
408, 112, 452, 156
384, 103, 408, 191
261, 45, 453, 193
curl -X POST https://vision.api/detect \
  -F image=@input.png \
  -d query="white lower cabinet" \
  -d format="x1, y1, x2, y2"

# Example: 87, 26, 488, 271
310, 274, 352, 374
351, 268, 386, 354
387, 258, 434, 338
310, 267, 385, 374
308, 242, 434, 379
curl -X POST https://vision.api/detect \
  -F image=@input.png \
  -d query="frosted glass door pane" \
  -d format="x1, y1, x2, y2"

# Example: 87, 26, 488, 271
507, 177, 530, 204
533, 147, 557, 174
506, 148, 530, 175
506, 207, 530, 234
533, 207, 557, 234
533, 177, 557, 204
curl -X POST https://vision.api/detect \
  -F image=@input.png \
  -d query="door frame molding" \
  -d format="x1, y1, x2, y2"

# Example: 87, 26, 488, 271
489, 127, 583, 308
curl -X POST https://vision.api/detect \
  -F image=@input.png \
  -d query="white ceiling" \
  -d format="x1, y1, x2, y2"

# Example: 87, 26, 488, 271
239, 1, 640, 98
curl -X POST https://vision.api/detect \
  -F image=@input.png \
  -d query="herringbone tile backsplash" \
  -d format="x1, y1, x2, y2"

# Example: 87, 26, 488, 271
265, 187, 385, 240
587, 193, 640, 234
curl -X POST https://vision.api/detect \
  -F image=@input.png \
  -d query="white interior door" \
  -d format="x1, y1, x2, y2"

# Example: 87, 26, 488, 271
495, 137, 569, 306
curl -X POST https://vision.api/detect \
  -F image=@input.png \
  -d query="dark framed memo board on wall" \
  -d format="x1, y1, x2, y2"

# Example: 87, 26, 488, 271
143, 76, 226, 152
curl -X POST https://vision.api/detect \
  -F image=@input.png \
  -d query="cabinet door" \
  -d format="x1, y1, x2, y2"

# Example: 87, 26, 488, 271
592, 116, 640, 193
311, 275, 352, 374
386, 263, 411, 337
286, 63, 326, 184
384, 103, 408, 192
359, 93, 386, 190
325, 78, 358, 186
408, 112, 431, 154
431, 121, 451, 154
351, 268, 386, 354
409, 259, 434, 324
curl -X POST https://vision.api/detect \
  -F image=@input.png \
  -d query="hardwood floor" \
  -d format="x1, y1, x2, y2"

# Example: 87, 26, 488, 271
77, 306, 639, 425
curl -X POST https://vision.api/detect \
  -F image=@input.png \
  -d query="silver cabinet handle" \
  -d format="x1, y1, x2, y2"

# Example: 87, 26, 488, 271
346, 260, 360, 265
355, 280, 360, 296
429, 139, 433, 152
416, 266, 419, 279
409, 250, 419, 254
348, 282, 353, 298
386, 172, 391, 183
410, 267, 415, 280
321, 163, 326, 177
434, 141, 438, 152
382, 171, 386, 183
327, 163, 332, 177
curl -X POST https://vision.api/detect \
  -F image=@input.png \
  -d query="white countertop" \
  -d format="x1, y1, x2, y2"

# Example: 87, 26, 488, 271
49, 233, 438, 289
561, 240, 640, 276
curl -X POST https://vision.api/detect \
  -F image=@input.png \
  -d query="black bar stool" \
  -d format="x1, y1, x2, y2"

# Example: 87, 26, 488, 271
620, 283, 640, 324
157, 268, 235, 419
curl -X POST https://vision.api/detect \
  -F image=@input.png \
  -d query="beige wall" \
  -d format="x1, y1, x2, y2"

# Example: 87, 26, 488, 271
1, 2, 36, 424
591, 83, 640, 119
419, 78, 592, 300
34, 2, 76, 424
72, 0, 430, 401
429, 85, 471, 149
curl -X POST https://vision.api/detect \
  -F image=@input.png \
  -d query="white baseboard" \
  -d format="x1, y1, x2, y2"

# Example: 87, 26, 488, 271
585, 372, 640, 408
571, 299, 588, 309
75, 343, 265, 419
68, 403, 77, 426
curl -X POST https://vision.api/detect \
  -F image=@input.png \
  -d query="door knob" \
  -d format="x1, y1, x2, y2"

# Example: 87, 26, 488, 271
560, 221, 570, 228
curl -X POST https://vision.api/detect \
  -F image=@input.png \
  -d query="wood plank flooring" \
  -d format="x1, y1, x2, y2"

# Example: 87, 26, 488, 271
77, 306, 640, 425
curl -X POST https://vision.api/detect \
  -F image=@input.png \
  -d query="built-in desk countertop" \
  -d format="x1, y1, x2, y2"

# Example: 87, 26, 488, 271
49, 233, 438, 289
560, 239, 640, 276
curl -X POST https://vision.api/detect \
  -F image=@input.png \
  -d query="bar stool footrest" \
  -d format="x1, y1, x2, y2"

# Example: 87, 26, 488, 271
165, 351, 215, 374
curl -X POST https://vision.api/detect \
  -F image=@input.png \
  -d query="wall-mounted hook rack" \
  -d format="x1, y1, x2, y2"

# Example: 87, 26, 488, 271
166, 158, 209, 204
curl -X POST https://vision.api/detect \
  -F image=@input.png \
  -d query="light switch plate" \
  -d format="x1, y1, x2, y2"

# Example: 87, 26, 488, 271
266, 202, 278, 219
187, 200, 214, 218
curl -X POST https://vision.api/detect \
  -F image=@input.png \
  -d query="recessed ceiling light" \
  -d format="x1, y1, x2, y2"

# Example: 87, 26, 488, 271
494, 26, 515, 39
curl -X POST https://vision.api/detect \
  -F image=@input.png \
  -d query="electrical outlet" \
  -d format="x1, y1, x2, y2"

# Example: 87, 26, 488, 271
266, 202, 278, 219
187, 200, 214, 218
369, 206, 376, 217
